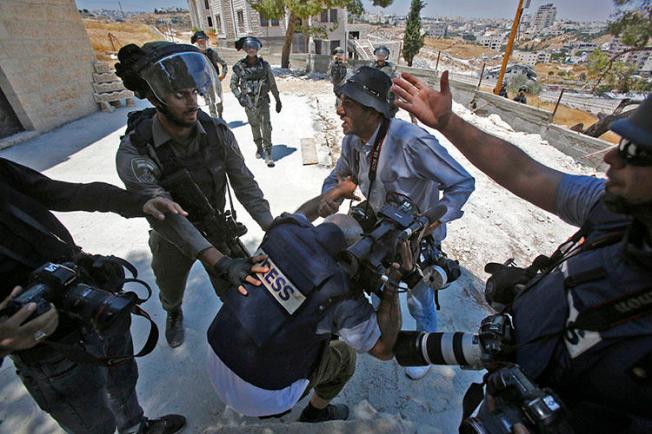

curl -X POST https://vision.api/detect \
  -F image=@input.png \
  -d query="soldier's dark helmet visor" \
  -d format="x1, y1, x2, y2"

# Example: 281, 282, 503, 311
243, 38, 262, 50
374, 47, 390, 58
141, 52, 219, 103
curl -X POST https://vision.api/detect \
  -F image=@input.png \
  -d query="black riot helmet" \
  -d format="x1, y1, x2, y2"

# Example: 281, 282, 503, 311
191, 30, 209, 44
235, 36, 262, 51
115, 41, 220, 106
373, 45, 390, 59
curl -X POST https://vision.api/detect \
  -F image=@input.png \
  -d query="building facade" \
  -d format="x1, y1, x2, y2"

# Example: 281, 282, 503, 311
532, 3, 557, 33
187, 0, 346, 55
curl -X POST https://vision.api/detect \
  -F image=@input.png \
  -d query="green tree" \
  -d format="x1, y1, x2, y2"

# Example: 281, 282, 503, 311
592, 0, 651, 91
402, 0, 425, 67
250, 0, 380, 68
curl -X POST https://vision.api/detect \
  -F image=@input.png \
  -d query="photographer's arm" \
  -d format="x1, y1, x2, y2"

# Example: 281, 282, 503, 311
297, 176, 359, 222
392, 72, 564, 215
368, 265, 402, 360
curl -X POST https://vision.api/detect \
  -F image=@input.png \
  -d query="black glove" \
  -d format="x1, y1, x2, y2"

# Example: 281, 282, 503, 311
275, 99, 282, 113
237, 94, 249, 108
213, 256, 254, 287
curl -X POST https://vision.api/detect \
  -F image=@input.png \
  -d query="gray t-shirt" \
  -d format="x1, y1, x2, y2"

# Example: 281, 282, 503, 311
555, 174, 605, 227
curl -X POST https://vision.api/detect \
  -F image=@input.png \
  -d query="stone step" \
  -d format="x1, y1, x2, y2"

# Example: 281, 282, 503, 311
93, 81, 127, 93
93, 89, 135, 103
93, 72, 119, 83
93, 62, 114, 74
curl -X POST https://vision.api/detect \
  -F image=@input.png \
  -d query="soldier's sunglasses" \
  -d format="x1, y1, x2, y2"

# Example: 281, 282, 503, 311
618, 138, 652, 166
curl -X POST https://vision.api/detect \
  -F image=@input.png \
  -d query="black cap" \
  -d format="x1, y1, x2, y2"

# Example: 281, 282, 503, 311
191, 31, 208, 44
336, 66, 392, 118
610, 95, 652, 151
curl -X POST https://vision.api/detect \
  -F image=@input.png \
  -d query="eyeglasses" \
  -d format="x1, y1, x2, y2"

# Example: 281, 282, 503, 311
618, 138, 652, 166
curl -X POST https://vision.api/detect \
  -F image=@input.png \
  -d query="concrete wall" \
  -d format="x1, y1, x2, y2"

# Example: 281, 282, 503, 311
0, 0, 97, 133
473, 91, 552, 135
301, 55, 613, 168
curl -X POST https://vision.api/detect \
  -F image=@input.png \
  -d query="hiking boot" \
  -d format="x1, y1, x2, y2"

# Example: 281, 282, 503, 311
138, 414, 186, 434
298, 403, 349, 423
165, 308, 184, 348
263, 151, 275, 167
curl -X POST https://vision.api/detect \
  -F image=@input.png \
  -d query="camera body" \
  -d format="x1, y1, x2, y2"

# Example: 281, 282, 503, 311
461, 366, 568, 434
345, 197, 446, 295
2, 262, 136, 331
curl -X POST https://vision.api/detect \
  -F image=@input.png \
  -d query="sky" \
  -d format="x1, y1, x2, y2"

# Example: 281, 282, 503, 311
75, 0, 618, 22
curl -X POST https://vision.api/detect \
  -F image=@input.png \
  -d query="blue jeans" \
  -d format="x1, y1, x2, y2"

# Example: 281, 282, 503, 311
11, 316, 144, 434
407, 279, 438, 333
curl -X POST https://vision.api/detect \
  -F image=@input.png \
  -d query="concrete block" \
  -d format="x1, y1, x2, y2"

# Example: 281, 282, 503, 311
93, 62, 114, 74
93, 90, 135, 103
93, 72, 119, 83
300, 137, 318, 165
93, 81, 127, 93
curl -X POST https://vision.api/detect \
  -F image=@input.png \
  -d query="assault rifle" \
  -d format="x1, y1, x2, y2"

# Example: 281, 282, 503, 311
160, 169, 250, 258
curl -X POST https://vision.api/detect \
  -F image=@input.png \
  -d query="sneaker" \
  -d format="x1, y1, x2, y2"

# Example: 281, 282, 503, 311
405, 365, 431, 380
298, 403, 349, 423
263, 151, 275, 167
139, 415, 186, 434
165, 308, 184, 348
255, 150, 262, 159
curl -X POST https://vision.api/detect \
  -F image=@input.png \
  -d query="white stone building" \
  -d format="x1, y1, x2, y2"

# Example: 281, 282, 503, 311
187, 0, 347, 54
479, 33, 505, 51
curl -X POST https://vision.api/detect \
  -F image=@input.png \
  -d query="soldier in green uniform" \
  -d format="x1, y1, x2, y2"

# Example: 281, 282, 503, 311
191, 31, 228, 119
230, 36, 282, 168
328, 47, 349, 108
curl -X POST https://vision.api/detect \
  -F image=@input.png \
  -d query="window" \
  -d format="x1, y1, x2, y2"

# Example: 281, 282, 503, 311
207, 16, 213, 27
271, 18, 279, 26
314, 39, 322, 55
216, 13, 222, 30
320, 9, 328, 22
330, 9, 338, 23
237, 10, 245, 31
330, 40, 340, 53
260, 15, 268, 27
204, 0, 210, 9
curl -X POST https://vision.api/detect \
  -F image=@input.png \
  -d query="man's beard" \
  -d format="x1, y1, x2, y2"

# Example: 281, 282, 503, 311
157, 104, 197, 128
604, 191, 652, 230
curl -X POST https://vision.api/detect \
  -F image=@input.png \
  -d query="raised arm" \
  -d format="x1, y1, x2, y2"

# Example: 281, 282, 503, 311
391, 71, 564, 215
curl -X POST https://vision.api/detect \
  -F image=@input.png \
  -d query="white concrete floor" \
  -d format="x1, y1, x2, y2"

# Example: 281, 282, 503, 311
0, 92, 489, 434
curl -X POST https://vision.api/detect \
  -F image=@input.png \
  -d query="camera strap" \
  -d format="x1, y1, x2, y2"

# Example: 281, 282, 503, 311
43, 304, 159, 367
362, 118, 390, 215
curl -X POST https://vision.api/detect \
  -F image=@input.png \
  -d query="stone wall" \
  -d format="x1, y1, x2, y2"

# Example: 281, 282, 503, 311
0, 0, 97, 134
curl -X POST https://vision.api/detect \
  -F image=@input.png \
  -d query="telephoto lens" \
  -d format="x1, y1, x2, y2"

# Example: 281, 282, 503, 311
394, 331, 483, 369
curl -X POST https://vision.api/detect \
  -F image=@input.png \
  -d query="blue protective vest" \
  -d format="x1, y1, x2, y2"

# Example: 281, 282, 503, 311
207, 214, 353, 390
513, 198, 652, 421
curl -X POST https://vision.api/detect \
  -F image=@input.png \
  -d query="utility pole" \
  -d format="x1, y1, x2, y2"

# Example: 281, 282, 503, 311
493, 0, 529, 95
118, 1, 125, 19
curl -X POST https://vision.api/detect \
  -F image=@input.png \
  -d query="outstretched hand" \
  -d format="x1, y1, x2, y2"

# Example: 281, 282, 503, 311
143, 197, 188, 221
391, 71, 453, 131
318, 175, 360, 218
